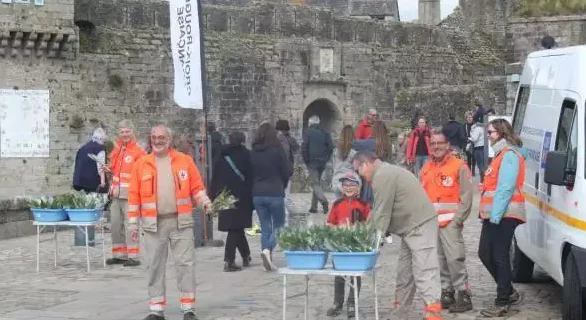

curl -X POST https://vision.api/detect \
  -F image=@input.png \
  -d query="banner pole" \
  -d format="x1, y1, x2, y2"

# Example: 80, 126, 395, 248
197, 0, 210, 243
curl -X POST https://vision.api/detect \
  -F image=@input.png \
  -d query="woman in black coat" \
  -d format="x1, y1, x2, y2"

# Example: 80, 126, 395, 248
210, 131, 253, 272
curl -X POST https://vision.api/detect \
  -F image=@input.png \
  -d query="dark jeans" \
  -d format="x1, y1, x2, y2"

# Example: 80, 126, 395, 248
478, 218, 521, 306
224, 229, 250, 263
466, 151, 476, 176
473, 147, 487, 183
254, 196, 285, 251
334, 276, 362, 306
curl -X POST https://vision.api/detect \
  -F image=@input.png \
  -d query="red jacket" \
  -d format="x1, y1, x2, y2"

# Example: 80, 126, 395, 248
327, 197, 371, 225
406, 127, 432, 161
355, 118, 373, 139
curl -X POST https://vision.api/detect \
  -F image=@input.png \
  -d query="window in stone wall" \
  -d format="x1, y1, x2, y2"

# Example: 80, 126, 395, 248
75, 20, 96, 53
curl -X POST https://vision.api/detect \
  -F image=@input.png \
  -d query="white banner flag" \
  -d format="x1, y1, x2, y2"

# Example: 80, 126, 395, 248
169, 0, 204, 109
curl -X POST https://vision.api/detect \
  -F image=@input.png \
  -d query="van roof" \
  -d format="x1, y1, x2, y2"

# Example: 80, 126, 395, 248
527, 45, 586, 58
521, 45, 586, 92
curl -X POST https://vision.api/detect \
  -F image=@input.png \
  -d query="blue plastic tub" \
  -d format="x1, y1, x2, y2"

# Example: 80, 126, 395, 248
66, 209, 101, 222
31, 208, 68, 222
283, 251, 328, 270
331, 251, 379, 271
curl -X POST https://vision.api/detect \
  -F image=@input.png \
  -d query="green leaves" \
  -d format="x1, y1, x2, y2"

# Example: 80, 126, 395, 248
26, 191, 108, 210
279, 222, 377, 252
212, 188, 238, 217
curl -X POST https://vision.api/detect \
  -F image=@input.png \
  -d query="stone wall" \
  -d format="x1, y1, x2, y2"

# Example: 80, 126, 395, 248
0, 0, 505, 200
507, 15, 586, 64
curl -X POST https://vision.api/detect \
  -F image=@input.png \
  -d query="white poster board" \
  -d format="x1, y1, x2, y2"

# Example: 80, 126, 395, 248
169, 0, 204, 109
487, 115, 512, 158
0, 89, 50, 158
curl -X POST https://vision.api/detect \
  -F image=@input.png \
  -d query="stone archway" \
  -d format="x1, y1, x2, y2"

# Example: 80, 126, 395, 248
302, 98, 341, 135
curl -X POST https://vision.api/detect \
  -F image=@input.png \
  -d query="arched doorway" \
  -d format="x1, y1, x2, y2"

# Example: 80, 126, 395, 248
302, 98, 341, 134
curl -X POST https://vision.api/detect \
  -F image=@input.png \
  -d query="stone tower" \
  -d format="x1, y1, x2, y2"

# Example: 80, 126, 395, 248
419, 0, 441, 25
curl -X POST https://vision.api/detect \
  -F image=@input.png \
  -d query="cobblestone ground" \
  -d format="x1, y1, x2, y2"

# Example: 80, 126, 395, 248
0, 191, 562, 320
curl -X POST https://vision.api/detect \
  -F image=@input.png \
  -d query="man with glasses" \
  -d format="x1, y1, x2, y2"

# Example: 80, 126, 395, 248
352, 151, 443, 320
128, 125, 212, 320
355, 108, 379, 139
420, 131, 474, 313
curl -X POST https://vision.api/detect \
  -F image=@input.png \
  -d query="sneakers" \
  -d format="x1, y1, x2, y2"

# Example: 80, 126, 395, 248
480, 305, 509, 317
326, 304, 343, 317
449, 290, 473, 313
308, 208, 318, 214
123, 258, 140, 267
183, 311, 199, 320
260, 249, 276, 271
440, 290, 455, 309
223, 261, 242, 272
106, 257, 126, 265
143, 313, 165, 320
509, 289, 523, 305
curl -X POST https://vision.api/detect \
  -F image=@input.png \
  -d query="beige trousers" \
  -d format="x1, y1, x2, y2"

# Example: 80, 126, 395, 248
394, 218, 441, 313
143, 216, 196, 313
109, 198, 139, 259
438, 223, 470, 292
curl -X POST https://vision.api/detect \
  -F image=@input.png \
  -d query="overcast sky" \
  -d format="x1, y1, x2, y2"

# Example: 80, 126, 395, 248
398, 0, 459, 21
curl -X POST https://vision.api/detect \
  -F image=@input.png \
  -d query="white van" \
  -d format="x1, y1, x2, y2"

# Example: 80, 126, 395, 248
510, 45, 586, 320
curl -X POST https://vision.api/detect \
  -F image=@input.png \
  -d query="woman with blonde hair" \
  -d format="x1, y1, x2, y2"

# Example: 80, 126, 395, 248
478, 118, 527, 317
332, 125, 359, 200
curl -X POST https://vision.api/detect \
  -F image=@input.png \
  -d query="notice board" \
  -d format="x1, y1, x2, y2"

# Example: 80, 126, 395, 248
0, 89, 50, 158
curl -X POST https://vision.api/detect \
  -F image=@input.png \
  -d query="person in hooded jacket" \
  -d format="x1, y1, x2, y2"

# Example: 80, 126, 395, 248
442, 115, 467, 154
73, 127, 108, 194
251, 122, 293, 272
276, 119, 300, 220
210, 131, 253, 272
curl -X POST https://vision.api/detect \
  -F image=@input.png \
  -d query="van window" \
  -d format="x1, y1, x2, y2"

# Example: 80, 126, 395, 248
512, 86, 530, 136
554, 100, 577, 173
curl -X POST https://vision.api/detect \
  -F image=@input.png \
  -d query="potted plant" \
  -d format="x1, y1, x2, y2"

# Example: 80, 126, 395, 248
328, 222, 380, 271
26, 196, 68, 222
61, 191, 108, 222
279, 225, 331, 270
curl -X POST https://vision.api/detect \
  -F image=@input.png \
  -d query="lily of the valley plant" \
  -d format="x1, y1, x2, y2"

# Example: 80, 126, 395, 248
211, 189, 238, 216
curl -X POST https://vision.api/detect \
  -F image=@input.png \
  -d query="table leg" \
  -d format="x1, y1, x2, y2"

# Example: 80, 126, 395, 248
101, 222, 106, 268
54, 226, 58, 267
282, 274, 287, 320
304, 275, 309, 320
353, 276, 359, 320
373, 270, 379, 320
36, 225, 40, 272
85, 226, 90, 273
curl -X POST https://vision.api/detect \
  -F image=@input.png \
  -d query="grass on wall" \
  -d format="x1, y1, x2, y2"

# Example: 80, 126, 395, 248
516, 0, 586, 17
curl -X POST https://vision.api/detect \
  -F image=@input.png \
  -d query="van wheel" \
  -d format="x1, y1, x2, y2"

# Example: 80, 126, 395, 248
562, 252, 586, 320
510, 236, 534, 283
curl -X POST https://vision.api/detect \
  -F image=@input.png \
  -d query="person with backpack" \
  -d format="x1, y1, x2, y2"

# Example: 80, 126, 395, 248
276, 119, 300, 220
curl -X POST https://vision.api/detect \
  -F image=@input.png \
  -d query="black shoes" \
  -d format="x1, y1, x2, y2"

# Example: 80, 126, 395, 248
123, 258, 141, 267
143, 314, 165, 320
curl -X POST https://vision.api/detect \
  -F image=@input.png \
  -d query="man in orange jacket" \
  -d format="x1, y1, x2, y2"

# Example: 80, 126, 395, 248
102, 120, 146, 267
128, 125, 212, 320
420, 131, 474, 313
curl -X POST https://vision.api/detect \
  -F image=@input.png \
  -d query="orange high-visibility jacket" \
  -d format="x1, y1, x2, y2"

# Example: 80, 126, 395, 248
479, 146, 526, 222
127, 149, 206, 232
420, 154, 465, 228
108, 139, 146, 199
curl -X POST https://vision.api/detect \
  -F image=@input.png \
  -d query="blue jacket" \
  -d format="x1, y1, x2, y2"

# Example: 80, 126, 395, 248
73, 141, 104, 192
490, 144, 528, 224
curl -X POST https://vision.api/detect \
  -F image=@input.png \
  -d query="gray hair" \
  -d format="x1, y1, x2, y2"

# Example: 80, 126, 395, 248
118, 119, 135, 131
91, 127, 107, 145
152, 124, 173, 140
308, 115, 320, 125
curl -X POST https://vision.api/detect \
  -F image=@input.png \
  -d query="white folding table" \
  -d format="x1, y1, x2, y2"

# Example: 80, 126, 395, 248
278, 266, 379, 320
33, 220, 106, 273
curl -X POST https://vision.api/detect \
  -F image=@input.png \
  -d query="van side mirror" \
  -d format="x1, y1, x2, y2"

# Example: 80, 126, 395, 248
544, 151, 570, 186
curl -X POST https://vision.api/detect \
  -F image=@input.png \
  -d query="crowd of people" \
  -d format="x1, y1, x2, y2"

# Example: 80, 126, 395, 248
70, 102, 525, 319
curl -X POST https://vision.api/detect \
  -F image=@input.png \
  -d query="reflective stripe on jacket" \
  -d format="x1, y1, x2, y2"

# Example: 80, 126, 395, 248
127, 149, 206, 232
480, 146, 526, 223
109, 139, 146, 199
420, 154, 463, 228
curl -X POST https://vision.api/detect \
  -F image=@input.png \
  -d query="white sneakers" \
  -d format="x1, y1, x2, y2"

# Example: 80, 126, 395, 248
260, 249, 276, 271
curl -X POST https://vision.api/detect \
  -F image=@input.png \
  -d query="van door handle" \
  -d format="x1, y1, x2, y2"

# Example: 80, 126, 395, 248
534, 172, 539, 192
